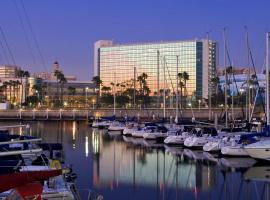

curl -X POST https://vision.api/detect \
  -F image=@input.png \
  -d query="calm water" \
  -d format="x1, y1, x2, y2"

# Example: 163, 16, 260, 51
2, 121, 270, 200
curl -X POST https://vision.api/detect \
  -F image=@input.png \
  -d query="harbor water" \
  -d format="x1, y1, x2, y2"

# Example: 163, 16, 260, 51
2, 121, 270, 200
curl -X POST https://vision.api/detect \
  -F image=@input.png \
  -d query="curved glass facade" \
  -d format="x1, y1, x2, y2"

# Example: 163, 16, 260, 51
95, 40, 217, 99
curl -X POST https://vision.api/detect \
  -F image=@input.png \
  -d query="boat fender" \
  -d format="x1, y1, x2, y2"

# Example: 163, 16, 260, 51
51, 160, 61, 169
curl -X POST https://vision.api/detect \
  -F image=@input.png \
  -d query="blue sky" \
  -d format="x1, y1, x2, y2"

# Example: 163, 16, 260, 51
0, 0, 269, 80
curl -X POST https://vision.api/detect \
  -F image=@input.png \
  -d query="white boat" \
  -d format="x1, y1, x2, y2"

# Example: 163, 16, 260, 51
164, 132, 191, 145
132, 126, 156, 138
184, 134, 210, 148
92, 120, 111, 129
142, 126, 168, 140
203, 135, 236, 152
184, 127, 218, 149
221, 144, 249, 156
123, 123, 139, 136
244, 140, 270, 161
108, 121, 125, 131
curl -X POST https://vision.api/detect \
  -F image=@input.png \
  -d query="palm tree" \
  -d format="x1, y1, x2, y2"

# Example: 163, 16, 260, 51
68, 86, 76, 107
182, 71, 189, 108
16, 70, 30, 106
92, 76, 102, 107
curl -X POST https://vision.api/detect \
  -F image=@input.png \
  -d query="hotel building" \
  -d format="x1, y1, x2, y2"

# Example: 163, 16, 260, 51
94, 39, 217, 99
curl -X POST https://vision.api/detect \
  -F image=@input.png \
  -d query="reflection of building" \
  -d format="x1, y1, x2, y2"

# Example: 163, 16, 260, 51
94, 39, 217, 99
92, 134, 216, 192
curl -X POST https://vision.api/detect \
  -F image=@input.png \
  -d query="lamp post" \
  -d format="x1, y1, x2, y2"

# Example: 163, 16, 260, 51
85, 87, 89, 108
92, 99, 95, 110
198, 99, 201, 111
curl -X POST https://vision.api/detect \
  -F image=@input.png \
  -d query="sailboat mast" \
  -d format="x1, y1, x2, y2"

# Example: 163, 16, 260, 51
175, 55, 179, 123
207, 32, 212, 120
163, 57, 166, 119
245, 27, 251, 121
113, 72, 116, 116
157, 50, 160, 109
223, 28, 228, 128
266, 32, 270, 127
133, 67, 136, 108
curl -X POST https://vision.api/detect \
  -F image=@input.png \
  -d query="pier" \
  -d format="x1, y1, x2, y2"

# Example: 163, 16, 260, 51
0, 108, 255, 121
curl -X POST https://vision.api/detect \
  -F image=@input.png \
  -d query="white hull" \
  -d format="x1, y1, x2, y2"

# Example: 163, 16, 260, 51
221, 146, 249, 156
244, 148, 270, 161
164, 135, 185, 145
203, 141, 220, 152
184, 137, 208, 148
244, 140, 270, 161
132, 130, 145, 138
143, 132, 167, 140
123, 127, 137, 136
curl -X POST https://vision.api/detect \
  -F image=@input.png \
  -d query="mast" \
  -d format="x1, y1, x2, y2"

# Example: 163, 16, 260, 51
157, 50, 160, 109
223, 29, 228, 128
175, 55, 179, 123
245, 27, 250, 121
133, 67, 136, 108
163, 56, 166, 119
113, 72, 116, 116
207, 32, 212, 120
266, 32, 270, 128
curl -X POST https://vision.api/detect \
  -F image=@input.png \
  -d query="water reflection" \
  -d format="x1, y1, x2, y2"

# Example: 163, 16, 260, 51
0, 121, 269, 200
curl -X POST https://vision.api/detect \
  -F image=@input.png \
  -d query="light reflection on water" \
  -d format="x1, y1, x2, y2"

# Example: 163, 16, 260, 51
1, 121, 269, 200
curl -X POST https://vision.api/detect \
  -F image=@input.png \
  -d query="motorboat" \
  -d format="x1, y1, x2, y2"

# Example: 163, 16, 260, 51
203, 135, 235, 152
108, 121, 125, 132
184, 127, 218, 149
244, 139, 270, 161
123, 123, 139, 136
142, 126, 168, 140
164, 132, 191, 145
221, 132, 263, 157
132, 126, 157, 138
92, 120, 111, 129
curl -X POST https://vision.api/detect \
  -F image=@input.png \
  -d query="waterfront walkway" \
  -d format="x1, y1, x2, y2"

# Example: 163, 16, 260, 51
0, 108, 255, 121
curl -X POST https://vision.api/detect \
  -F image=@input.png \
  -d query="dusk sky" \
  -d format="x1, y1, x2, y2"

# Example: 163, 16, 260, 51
0, 0, 269, 80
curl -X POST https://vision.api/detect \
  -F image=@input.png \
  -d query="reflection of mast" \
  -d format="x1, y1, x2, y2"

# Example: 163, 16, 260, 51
133, 146, 136, 192
156, 150, 159, 200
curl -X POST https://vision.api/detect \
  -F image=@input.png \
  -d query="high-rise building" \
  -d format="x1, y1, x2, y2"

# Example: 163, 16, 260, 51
94, 39, 217, 99
0, 65, 21, 78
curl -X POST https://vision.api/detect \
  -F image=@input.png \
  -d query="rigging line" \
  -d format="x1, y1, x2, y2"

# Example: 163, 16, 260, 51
20, 0, 47, 72
13, 0, 37, 66
248, 42, 267, 118
164, 60, 175, 93
0, 39, 9, 64
0, 26, 16, 65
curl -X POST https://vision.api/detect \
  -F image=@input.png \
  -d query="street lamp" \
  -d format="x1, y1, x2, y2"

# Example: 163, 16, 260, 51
198, 99, 201, 111
92, 99, 95, 110
85, 87, 89, 108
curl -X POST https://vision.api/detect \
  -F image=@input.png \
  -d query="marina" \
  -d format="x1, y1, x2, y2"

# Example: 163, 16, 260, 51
0, 120, 268, 199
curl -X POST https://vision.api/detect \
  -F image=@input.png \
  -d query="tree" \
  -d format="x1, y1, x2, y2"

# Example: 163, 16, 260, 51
92, 76, 102, 108
137, 73, 151, 107
16, 70, 30, 106
54, 70, 67, 107
68, 86, 76, 107
25, 95, 39, 108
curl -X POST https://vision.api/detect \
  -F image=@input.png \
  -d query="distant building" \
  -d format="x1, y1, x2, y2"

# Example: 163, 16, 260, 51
0, 65, 21, 78
94, 39, 217, 99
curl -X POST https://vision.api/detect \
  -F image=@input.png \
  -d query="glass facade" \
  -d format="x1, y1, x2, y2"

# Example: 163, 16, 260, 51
97, 40, 216, 98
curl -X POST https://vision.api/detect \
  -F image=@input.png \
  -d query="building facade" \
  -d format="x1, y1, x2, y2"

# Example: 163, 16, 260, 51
94, 39, 217, 99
